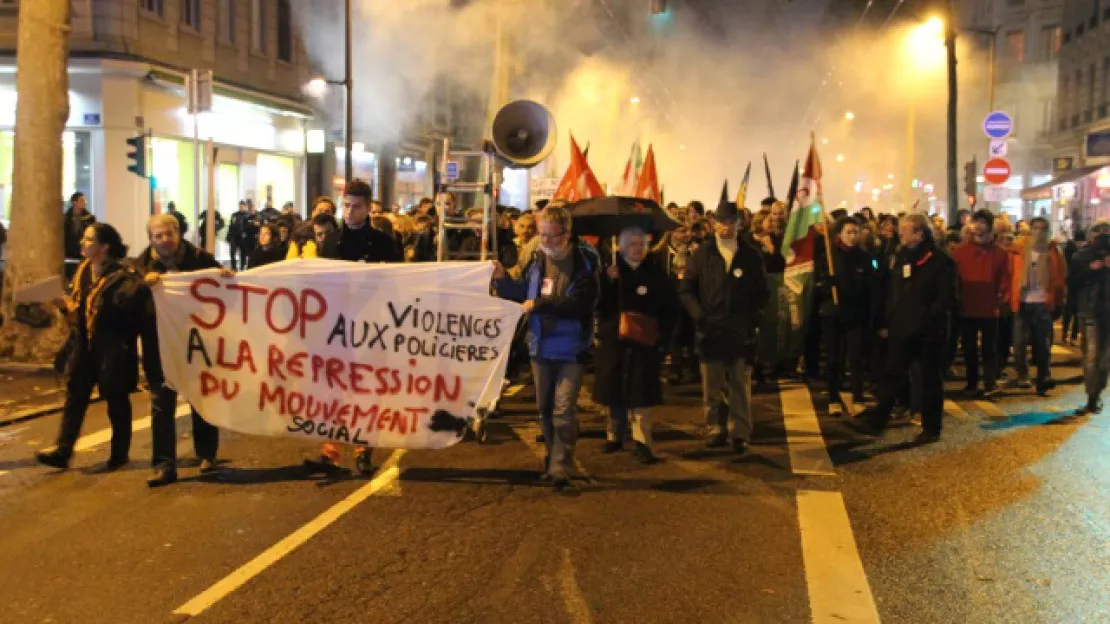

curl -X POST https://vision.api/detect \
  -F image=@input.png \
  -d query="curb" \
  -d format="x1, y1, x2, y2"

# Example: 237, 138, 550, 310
0, 362, 55, 374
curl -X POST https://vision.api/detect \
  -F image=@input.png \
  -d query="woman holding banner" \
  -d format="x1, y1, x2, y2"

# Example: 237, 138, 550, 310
594, 226, 676, 464
36, 223, 151, 472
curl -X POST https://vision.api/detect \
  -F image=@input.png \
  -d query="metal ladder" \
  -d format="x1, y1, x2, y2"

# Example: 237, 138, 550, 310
435, 137, 499, 262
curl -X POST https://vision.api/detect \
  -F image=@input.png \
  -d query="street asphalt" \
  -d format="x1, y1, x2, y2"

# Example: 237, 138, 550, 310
0, 345, 1106, 623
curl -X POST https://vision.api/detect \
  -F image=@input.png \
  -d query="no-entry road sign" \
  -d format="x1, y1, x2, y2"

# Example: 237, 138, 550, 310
982, 157, 1012, 185
983, 111, 1013, 139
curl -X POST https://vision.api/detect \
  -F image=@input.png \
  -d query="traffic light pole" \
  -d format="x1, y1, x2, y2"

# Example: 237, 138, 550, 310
147, 129, 155, 216
945, 0, 959, 226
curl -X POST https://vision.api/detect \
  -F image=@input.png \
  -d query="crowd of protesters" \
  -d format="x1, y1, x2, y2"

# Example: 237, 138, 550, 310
33, 177, 1110, 495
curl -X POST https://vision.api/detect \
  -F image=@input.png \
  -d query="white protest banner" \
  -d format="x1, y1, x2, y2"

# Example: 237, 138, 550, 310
151, 260, 523, 450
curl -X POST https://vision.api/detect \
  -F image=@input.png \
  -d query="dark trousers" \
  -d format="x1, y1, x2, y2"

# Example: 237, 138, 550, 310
1062, 296, 1080, 342
997, 313, 1014, 373
944, 313, 962, 371
56, 373, 132, 461
871, 337, 944, 435
230, 243, 253, 272
1014, 302, 1053, 384
821, 319, 863, 399
151, 386, 219, 467
668, 308, 698, 380
803, 303, 823, 378
961, 317, 999, 390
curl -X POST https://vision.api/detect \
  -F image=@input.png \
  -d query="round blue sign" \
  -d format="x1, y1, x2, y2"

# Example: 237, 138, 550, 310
983, 111, 1013, 139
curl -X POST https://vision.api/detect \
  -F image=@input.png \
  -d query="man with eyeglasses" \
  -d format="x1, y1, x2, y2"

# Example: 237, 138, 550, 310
1071, 219, 1110, 415
492, 205, 599, 494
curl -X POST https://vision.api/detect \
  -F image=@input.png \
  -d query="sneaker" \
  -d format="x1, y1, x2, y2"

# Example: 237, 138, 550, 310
198, 458, 219, 474
731, 439, 748, 455
552, 476, 574, 494
982, 385, 1001, 399
1006, 378, 1032, 389
846, 410, 883, 437
705, 433, 729, 448
354, 450, 375, 476
601, 440, 623, 454
909, 412, 922, 426
147, 465, 178, 488
1077, 395, 1103, 416
35, 449, 70, 470
105, 456, 129, 471
913, 431, 941, 445
635, 443, 660, 465
1035, 380, 1050, 397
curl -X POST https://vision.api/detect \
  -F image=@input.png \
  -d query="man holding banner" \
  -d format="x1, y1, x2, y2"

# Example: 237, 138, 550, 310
136, 214, 227, 488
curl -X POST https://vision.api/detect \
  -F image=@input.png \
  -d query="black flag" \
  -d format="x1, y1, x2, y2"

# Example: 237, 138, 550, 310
784, 160, 800, 215
763, 153, 776, 200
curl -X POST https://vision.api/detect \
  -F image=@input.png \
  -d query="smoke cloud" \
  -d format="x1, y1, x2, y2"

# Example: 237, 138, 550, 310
296, 0, 984, 213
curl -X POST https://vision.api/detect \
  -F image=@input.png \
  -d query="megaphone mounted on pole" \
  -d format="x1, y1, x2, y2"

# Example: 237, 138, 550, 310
490, 99, 556, 169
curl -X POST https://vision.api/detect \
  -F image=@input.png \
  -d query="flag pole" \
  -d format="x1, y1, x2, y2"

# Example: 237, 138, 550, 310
763, 153, 775, 199
813, 132, 838, 306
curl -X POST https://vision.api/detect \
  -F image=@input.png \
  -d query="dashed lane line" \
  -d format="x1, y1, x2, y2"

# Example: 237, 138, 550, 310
780, 385, 836, 477
172, 449, 407, 619
72, 404, 192, 453
974, 400, 1008, 421
944, 399, 971, 421
797, 489, 881, 624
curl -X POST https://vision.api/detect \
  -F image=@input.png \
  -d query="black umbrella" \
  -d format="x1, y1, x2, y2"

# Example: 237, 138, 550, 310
566, 196, 681, 238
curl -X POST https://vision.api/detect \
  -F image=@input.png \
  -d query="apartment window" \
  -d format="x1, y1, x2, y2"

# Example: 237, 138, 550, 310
1006, 30, 1025, 63
182, 0, 200, 31
276, 0, 292, 62
219, 0, 236, 44
1089, 62, 1097, 120
1041, 99, 1054, 133
251, 0, 267, 54
1043, 26, 1062, 61
141, 0, 164, 17
1076, 68, 1084, 119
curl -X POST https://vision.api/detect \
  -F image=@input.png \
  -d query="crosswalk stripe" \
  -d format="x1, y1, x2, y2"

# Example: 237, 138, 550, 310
503, 383, 525, 398
973, 400, 1007, 420
944, 399, 970, 420
780, 386, 837, 477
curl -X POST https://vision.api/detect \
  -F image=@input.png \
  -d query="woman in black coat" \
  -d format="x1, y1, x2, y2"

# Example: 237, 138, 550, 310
594, 226, 677, 464
248, 223, 287, 268
37, 223, 152, 471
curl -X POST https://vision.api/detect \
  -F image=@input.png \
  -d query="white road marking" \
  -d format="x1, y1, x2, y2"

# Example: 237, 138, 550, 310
504, 383, 525, 398
780, 386, 836, 476
797, 489, 881, 624
1051, 344, 1077, 357
944, 399, 971, 420
172, 449, 407, 618
974, 400, 1008, 420
73, 404, 192, 453
0, 470, 8, 478
558, 548, 594, 624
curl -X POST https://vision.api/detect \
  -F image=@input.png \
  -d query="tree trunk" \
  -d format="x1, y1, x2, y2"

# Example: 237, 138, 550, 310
0, 0, 72, 360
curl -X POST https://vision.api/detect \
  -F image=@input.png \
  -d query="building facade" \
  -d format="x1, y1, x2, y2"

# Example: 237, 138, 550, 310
0, 0, 314, 251
1038, 0, 1110, 232
960, 0, 1063, 222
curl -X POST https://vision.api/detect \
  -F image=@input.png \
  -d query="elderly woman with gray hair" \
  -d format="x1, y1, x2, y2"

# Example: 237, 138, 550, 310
593, 225, 677, 464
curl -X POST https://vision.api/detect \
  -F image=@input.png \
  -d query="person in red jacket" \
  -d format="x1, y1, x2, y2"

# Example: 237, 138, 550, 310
950, 210, 1012, 398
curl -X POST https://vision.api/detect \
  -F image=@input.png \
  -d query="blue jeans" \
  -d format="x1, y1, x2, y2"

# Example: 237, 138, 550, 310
531, 359, 583, 479
1081, 319, 1110, 398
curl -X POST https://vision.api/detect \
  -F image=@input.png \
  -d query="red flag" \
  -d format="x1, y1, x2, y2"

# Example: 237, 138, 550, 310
552, 135, 604, 202
633, 145, 660, 203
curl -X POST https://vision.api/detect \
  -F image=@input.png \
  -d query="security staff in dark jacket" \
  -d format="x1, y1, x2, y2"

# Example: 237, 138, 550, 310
197, 209, 225, 252
1070, 219, 1110, 415
63, 192, 96, 280
594, 226, 677, 464
814, 216, 877, 414
852, 213, 957, 444
227, 200, 259, 271
136, 214, 227, 487
679, 200, 770, 454
37, 223, 151, 471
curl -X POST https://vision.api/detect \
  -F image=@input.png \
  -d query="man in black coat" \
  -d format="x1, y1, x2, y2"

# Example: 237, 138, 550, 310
1070, 219, 1110, 415
227, 200, 259, 271
679, 200, 770, 453
852, 213, 957, 444
197, 209, 225, 253
63, 192, 95, 280
134, 214, 227, 487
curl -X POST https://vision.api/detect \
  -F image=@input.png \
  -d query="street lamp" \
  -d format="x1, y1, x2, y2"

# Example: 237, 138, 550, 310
844, 111, 855, 121
630, 96, 640, 104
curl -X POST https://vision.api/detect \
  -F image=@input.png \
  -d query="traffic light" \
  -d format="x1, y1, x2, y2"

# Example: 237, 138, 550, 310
963, 158, 977, 203
126, 135, 147, 178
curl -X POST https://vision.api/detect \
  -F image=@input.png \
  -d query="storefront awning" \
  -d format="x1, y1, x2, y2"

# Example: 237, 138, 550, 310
1021, 164, 1107, 201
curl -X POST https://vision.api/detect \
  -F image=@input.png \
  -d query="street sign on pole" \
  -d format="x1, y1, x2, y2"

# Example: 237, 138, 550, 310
983, 111, 1013, 139
983, 185, 1011, 202
989, 139, 1008, 158
982, 157, 1012, 185
445, 160, 460, 180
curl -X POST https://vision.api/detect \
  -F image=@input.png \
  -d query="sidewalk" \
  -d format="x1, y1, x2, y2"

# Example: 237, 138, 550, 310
0, 368, 67, 427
